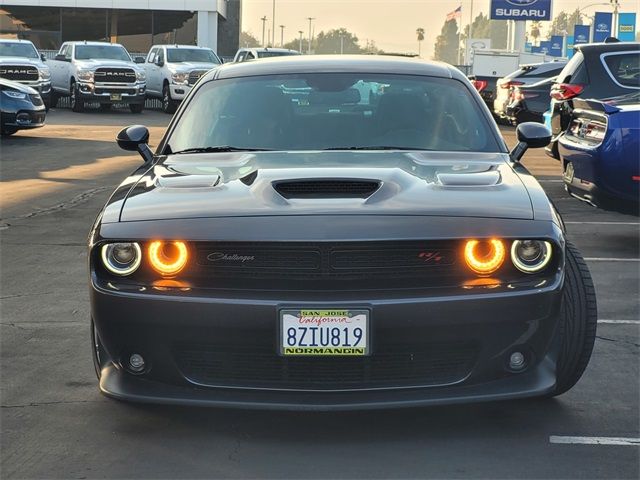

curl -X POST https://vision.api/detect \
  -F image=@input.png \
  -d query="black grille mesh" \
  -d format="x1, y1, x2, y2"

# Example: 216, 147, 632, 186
175, 342, 478, 390
274, 180, 380, 198
94, 68, 136, 83
0, 65, 38, 81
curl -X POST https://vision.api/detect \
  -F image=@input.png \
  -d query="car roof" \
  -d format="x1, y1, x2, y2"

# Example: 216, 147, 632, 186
66, 41, 124, 47
0, 38, 35, 44
212, 54, 460, 81
154, 44, 212, 49
239, 47, 297, 53
576, 41, 640, 53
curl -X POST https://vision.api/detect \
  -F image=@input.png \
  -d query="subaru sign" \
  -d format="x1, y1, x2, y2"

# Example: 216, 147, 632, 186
490, 0, 552, 21
549, 35, 563, 57
593, 12, 613, 42
573, 24, 590, 45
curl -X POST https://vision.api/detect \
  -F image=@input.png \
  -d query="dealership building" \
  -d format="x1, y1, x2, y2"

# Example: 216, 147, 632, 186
0, 0, 241, 56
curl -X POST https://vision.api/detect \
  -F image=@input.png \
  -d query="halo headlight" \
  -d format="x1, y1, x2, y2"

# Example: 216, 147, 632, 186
511, 240, 552, 273
148, 241, 189, 276
101, 242, 142, 276
464, 239, 506, 275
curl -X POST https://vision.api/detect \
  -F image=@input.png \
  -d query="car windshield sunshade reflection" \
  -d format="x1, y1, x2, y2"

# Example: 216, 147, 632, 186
166, 73, 501, 154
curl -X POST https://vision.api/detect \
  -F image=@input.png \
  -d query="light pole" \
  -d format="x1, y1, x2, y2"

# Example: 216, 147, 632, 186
307, 17, 315, 54
280, 25, 285, 47
272, 0, 276, 48
260, 16, 267, 47
610, 0, 620, 37
298, 30, 304, 52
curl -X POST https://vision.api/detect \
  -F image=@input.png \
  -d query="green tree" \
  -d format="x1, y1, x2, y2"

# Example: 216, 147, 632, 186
433, 19, 459, 64
460, 13, 508, 49
529, 21, 542, 45
240, 31, 260, 48
547, 9, 584, 38
416, 27, 425, 56
314, 28, 362, 54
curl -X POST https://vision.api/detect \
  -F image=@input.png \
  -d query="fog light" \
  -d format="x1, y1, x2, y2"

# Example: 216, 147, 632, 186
509, 351, 526, 370
128, 353, 146, 373
464, 239, 506, 275
148, 240, 189, 276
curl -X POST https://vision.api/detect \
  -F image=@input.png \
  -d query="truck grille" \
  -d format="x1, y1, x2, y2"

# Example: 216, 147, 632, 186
94, 68, 136, 83
175, 341, 478, 391
188, 70, 208, 85
0, 65, 38, 81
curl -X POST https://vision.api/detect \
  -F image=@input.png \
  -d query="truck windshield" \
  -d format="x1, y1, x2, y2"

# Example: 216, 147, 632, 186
166, 48, 220, 64
0, 42, 39, 59
168, 73, 502, 153
75, 45, 131, 61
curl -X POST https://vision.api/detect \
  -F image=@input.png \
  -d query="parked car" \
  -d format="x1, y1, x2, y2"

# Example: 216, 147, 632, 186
89, 56, 596, 409
494, 61, 566, 121
506, 76, 557, 125
559, 93, 639, 214
232, 47, 300, 62
547, 41, 640, 159
0, 39, 51, 110
48, 41, 146, 113
143, 44, 221, 114
0, 77, 46, 136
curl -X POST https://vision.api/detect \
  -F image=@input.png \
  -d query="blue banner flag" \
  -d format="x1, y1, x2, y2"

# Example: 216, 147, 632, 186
593, 12, 613, 42
573, 24, 590, 45
549, 35, 563, 57
539, 41, 551, 55
566, 36, 575, 58
490, 0, 552, 21
617, 12, 637, 41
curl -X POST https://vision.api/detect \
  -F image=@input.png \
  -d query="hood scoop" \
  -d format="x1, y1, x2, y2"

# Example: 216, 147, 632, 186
273, 179, 381, 199
436, 170, 501, 187
156, 174, 220, 189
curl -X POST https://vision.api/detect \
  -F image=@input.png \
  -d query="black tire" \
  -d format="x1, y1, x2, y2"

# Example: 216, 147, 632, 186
49, 91, 59, 109
91, 318, 108, 380
162, 83, 177, 114
100, 103, 112, 111
129, 103, 144, 114
553, 241, 598, 396
1, 128, 18, 136
70, 81, 84, 113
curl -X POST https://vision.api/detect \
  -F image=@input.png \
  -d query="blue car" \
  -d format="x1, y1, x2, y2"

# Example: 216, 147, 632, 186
559, 93, 639, 214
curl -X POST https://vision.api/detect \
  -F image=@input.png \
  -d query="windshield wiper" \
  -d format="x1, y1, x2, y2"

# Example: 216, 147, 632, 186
322, 146, 432, 151
170, 146, 273, 154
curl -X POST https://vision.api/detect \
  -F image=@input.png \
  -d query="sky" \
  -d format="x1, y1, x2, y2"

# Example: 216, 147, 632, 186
241, 0, 640, 57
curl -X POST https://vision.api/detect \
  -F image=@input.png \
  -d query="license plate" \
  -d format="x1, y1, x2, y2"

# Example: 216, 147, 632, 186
280, 309, 369, 356
110, 94, 122, 101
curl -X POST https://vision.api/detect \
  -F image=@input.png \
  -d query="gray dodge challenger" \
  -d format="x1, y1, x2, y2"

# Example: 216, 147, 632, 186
89, 56, 597, 409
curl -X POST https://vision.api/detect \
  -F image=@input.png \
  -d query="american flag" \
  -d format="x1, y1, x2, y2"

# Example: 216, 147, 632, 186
446, 5, 462, 21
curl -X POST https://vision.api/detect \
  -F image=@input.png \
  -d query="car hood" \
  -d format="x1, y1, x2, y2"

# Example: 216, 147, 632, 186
0, 77, 39, 93
0, 57, 45, 68
75, 59, 142, 71
119, 151, 533, 222
169, 62, 219, 72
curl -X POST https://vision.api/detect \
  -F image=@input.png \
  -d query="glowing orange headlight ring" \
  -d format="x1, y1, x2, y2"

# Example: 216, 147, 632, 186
148, 241, 189, 276
464, 239, 506, 275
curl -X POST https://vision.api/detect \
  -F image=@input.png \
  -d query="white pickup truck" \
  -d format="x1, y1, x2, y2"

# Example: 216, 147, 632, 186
0, 39, 52, 109
143, 44, 221, 114
49, 41, 146, 113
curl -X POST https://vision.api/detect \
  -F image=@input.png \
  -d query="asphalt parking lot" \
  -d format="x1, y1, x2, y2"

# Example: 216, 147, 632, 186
1, 107, 638, 479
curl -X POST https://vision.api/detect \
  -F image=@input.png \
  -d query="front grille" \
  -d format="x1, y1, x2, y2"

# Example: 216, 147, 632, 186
175, 342, 478, 390
188, 70, 208, 85
28, 94, 43, 106
0, 65, 38, 81
94, 68, 136, 83
274, 180, 380, 198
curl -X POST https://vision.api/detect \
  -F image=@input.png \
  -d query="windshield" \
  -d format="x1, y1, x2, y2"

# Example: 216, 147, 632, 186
168, 73, 501, 153
0, 42, 39, 59
75, 45, 131, 61
167, 48, 220, 64
257, 50, 299, 58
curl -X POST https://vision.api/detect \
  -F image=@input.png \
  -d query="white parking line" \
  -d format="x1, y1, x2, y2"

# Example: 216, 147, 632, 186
565, 221, 640, 226
598, 319, 640, 325
585, 257, 640, 262
550, 436, 640, 446
538, 179, 564, 183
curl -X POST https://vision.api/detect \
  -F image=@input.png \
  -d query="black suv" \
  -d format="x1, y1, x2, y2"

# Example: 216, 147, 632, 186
547, 41, 640, 159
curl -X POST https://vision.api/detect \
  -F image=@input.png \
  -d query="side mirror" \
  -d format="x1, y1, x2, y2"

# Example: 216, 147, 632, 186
510, 122, 552, 162
117, 125, 153, 164
134, 56, 145, 64
156, 59, 164, 67
54, 54, 66, 61
40, 53, 47, 62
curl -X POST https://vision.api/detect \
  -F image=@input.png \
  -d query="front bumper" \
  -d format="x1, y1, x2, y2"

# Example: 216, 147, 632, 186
91, 276, 564, 410
78, 81, 146, 104
169, 83, 192, 101
1, 108, 46, 129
